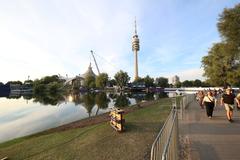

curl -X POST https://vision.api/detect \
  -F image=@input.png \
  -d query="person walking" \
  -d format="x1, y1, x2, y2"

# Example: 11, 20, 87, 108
236, 90, 240, 109
198, 90, 205, 109
202, 90, 215, 119
221, 87, 237, 122
213, 89, 218, 107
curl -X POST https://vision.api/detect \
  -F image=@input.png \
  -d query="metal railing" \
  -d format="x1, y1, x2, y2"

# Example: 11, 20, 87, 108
150, 94, 195, 160
181, 94, 195, 109
179, 94, 195, 120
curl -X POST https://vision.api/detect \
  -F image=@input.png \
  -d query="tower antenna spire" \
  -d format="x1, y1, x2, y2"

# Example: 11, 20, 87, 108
134, 17, 137, 35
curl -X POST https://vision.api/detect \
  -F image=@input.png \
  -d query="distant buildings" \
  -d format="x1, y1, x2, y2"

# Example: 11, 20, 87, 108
171, 75, 180, 86
65, 63, 96, 88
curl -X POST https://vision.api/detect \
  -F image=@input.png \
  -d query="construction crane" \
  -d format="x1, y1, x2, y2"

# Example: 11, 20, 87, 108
90, 50, 100, 75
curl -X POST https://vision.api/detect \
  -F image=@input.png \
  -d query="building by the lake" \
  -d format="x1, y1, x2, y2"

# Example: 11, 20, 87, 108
65, 63, 96, 88
171, 75, 180, 86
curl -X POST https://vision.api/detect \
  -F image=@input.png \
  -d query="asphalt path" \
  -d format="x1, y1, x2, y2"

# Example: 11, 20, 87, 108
179, 100, 240, 160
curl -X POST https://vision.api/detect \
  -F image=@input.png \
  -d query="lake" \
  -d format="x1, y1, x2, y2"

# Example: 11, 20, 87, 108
0, 91, 169, 143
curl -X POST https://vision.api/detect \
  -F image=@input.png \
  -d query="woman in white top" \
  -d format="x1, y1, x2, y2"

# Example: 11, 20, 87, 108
202, 90, 215, 119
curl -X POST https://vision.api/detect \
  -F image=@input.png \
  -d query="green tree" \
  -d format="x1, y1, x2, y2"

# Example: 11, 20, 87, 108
32, 75, 64, 94
6, 81, 23, 85
48, 82, 62, 94
155, 77, 169, 88
143, 75, 154, 87
33, 79, 46, 94
193, 79, 202, 87
42, 75, 60, 84
182, 80, 193, 87
96, 73, 109, 89
202, 4, 240, 87
202, 42, 238, 86
108, 79, 116, 87
202, 81, 211, 87
114, 70, 130, 90
218, 4, 240, 47
133, 77, 144, 83
175, 81, 181, 88
83, 75, 96, 89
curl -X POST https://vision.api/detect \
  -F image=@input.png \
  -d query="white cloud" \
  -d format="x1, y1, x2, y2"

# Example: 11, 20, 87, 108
0, 1, 143, 83
0, 0, 232, 83
163, 68, 205, 82
177, 68, 205, 81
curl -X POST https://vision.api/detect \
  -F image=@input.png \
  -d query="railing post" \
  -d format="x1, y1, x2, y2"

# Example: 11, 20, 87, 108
175, 104, 179, 160
150, 94, 194, 160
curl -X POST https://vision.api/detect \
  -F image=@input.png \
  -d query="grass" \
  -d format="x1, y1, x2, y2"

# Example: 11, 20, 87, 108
0, 98, 172, 160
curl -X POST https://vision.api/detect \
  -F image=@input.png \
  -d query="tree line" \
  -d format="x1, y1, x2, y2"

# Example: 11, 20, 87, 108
1, 73, 210, 94
83, 70, 210, 89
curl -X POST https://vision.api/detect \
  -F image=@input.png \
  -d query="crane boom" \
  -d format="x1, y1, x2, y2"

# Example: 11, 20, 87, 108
90, 50, 100, 75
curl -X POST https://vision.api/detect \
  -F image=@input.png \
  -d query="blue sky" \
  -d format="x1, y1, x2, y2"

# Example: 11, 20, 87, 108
0, 0, 239, 83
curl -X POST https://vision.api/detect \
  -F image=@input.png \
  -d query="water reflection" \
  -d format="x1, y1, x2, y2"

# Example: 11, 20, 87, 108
82, 93, 96, 117
154, 92, 168, 99
95, 92, 110, 109
3, 91, 170, 108
4, 91, 169, 108
33, 93, 65, 106
0, 91, 169, 143
95, 92, 110, 115
130, 92, 155, 102
22, 94, 33, 100
71, 93, 83, 105
114, 93, 131, 108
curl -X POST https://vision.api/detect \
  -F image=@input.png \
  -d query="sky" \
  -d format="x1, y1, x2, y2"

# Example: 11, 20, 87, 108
0, 0, 239, 83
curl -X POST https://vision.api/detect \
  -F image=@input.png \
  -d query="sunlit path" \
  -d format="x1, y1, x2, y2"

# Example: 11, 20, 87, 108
179, 100, 240, 160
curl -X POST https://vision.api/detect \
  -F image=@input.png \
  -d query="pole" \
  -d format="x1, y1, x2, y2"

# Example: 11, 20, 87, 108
91, 50, 100, 75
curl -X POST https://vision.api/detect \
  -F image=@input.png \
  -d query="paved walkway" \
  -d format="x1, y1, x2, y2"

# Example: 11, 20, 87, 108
179, 100, 240, 160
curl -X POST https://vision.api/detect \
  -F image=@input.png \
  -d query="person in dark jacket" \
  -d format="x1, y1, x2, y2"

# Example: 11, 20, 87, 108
221, 88, 237, 122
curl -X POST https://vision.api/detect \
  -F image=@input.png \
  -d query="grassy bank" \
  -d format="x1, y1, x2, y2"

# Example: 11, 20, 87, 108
0, 98, 172, 160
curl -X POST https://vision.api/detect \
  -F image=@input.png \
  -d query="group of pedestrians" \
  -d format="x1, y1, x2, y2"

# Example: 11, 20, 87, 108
196, 88, 240, 122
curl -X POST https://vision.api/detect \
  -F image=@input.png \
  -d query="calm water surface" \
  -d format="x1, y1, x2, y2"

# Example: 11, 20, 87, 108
0, 92, 168, 143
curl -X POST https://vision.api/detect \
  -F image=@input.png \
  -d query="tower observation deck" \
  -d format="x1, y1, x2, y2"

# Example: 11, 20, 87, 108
132, 19, 140, 81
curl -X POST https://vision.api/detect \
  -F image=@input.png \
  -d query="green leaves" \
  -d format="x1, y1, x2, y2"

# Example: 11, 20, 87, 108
202, 4, 240, 87
218, 4, 240, 46
114, 70, 130, 89
155, 77, 169, 87
83, 75, 96, 89
95, 73, 109, 89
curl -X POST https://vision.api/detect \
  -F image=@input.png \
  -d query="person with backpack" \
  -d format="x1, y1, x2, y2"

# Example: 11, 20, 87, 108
202, 90, 215, 119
